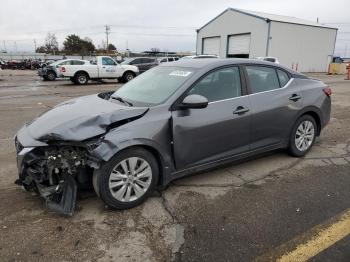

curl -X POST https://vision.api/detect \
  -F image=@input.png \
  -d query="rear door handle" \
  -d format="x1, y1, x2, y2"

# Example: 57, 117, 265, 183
289, 94, 301, 101
233, 106, 249, 115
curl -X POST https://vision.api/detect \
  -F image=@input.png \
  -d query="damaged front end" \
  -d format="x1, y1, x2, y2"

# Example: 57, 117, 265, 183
14, 93, 149, 215
16, 139, 100, 216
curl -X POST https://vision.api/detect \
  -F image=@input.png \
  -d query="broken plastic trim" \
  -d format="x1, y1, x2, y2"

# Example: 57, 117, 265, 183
45, 175, 77, 216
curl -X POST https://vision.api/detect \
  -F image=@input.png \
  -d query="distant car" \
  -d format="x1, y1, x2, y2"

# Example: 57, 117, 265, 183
121, 57, 158, 73
157, 57, 180, 63
256, 57, 280, 64
181, 55, 220, 59
0, 60, 5, 69
60, 56, 139, 84
39, 59, 88, 81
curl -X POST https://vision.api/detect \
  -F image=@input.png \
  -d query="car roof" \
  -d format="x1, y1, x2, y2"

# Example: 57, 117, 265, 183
159, 58, 303, 76
160, 58, 269, 68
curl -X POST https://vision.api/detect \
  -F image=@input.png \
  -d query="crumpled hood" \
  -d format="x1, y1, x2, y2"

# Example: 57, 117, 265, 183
27, 94, 148, 142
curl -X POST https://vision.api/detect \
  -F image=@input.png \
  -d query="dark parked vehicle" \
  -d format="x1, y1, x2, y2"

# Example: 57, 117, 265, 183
158, 57, 180, 63
121, 57, 158, 73
15, 59, 331, 215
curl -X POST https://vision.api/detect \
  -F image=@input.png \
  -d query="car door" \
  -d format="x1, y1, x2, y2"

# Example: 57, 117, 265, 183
100, 57, 118, 78
172, 66, 251, 170
244, 65, 303, 150
130, 58, 144, 72
144, 58, 155, 71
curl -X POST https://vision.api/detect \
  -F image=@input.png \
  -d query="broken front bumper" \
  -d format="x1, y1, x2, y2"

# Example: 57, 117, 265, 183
14, 126, 97, 216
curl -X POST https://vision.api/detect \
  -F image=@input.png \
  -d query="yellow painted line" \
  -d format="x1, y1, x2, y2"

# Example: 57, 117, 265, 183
277, 208, 350, 262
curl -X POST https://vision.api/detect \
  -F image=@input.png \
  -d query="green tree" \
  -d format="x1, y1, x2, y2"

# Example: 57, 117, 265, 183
108, 43, 117, 51
63, 35, 95, 55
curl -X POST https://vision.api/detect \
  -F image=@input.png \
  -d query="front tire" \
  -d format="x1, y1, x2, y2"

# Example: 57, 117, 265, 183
288, 115, 317, 157
46, 71, 56, 81
94, 148, 159, 210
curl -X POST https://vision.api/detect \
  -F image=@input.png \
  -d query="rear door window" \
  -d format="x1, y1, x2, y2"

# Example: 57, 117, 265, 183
142, 58, 156, 63
130, 58, 142, 65
71, 60, 85, 65
245, 66, 280, 94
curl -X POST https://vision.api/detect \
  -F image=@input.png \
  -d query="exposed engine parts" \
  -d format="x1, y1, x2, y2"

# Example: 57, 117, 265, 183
17, 145, 97, 216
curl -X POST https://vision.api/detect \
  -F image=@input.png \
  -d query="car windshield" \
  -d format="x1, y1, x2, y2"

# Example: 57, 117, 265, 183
111, 66, 195, 106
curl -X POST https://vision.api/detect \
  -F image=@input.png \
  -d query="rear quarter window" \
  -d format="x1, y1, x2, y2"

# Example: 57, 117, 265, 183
277, 69, 290, 87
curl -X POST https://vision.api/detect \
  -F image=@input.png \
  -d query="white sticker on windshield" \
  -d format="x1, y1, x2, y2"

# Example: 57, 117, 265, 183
169, 71, 192, 77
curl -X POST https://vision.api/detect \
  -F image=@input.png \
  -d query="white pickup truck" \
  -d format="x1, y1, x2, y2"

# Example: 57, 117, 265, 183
59, 56, 139, 85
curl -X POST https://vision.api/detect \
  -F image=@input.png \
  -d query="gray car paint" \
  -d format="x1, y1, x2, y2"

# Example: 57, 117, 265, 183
15, 58, 331, 193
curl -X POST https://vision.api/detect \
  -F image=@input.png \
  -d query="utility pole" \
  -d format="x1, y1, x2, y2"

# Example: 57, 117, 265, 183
33, 39, 37, 53
105, 25, 110, 53
3, 40, 6, 53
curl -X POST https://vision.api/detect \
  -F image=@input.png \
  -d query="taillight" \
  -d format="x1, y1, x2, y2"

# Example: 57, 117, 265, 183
61, 67, 66, 73
323, 87, 332, 97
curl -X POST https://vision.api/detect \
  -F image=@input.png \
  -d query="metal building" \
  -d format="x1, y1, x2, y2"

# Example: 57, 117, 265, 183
196, 8, 338, 72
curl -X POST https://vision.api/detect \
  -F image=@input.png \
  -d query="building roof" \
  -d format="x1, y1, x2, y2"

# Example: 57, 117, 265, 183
198, 8, 338, 31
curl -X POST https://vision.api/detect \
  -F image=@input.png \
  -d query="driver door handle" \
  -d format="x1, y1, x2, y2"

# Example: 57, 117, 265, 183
289, 94, 301, 102
233, 106, 249, 115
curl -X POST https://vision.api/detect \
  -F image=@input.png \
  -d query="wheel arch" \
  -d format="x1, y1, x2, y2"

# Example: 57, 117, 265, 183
47, 69, 57, 77
123, 70, 136, 78
296, 106, 322, 136
95, 143, 168, 187
74, 70, 90, 78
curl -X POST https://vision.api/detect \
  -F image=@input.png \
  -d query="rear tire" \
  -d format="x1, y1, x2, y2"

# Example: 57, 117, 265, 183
288, 115, 317, 157
94, 148, 159, 210
74, 72, 89, 85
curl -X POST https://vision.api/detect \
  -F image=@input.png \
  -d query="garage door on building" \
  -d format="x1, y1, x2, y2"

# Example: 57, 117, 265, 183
202, 37, 220, 56
227, 34, 251, 58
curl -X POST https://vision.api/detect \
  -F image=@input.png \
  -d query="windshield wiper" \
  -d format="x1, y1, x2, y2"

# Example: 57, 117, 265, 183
111, 96, 133, 107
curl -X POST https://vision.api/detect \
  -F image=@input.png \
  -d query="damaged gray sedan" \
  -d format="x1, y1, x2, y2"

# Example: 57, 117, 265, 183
15, 59, 331, 215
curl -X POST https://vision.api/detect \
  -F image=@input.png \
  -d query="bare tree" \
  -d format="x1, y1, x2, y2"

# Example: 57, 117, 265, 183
150, 47, 160, 53
45, 33, 59, 54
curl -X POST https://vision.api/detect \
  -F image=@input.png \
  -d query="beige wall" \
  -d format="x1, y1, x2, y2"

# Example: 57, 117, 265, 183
268, 22, 337, 72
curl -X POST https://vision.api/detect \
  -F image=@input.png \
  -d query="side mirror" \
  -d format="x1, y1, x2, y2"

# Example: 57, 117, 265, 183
180, 94, 208, 109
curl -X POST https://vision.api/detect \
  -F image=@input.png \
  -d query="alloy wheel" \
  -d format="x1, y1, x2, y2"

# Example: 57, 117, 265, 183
108, 157, 152, 202
295, 120, 315, 151
78, 75, 87, 84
